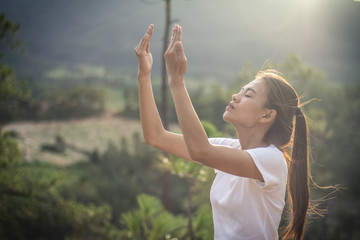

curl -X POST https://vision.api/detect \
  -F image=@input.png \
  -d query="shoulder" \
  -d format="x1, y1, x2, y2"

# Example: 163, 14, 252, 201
209, 137, 240, 148
245, 145, 287, 190
245, 145, 284, 162
245, 145, 286, 173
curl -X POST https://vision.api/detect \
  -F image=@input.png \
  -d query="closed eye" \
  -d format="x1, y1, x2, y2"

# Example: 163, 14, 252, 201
244, 87, 256, 98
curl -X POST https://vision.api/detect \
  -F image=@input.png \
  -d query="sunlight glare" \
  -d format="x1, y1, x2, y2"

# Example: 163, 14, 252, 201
301, 0, 318, 10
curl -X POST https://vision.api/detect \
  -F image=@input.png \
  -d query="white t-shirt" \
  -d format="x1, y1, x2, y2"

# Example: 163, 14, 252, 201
209, 138, 287, 240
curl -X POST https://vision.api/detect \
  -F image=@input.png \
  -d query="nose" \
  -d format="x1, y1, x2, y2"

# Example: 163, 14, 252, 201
232, 93, 240, 102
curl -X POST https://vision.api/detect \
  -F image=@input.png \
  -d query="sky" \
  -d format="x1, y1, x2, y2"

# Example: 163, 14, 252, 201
1, 0, 360, 84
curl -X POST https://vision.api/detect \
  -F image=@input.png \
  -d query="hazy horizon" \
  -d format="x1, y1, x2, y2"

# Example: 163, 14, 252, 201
2, 0, 360, 84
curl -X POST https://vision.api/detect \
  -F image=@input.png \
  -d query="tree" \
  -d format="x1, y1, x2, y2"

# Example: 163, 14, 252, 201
158, 121, 219, 239
0, 13, 24, 60
120, 194, 187, 239
0, 13, 29, 127
0, 158, 123, 240
44, 85, 105, 120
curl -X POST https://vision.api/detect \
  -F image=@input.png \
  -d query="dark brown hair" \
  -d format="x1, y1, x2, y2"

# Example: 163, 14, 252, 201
257, 69, 309, 240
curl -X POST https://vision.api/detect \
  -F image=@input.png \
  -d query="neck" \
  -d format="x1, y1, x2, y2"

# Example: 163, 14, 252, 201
233, 125, 268, 150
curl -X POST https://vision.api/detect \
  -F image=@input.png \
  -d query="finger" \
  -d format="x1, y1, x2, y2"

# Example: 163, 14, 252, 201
172, 24, 183, 44
145, 25, 153, 53
173, 24, 182, 43
140, 24, 153, 47
168, 25, 177, 49
177, 25, 182, 42
147, 24, 154, 36
173, 25, 179, 44
139, 34, 148, 51
135, 25, 153, 56
146, 24, 154, 42
135, 36, 145, 54
145, 36, 150, 53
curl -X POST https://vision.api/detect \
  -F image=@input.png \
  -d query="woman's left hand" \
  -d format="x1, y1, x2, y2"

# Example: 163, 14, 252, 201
164, 25, 187, 81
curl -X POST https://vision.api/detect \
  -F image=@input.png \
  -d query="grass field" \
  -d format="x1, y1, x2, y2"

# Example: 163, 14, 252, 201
3, 114, 142, 165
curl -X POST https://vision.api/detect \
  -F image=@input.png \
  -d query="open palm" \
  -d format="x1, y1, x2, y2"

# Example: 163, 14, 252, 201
164, 24, 187, 79
134, 24, 154, 75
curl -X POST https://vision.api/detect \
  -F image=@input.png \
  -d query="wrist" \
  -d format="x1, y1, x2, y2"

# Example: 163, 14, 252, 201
138, 72, 151, 80
169, 76, 186, 88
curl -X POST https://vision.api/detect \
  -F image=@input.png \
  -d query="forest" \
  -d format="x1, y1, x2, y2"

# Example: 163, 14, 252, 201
1, 1, 360, 239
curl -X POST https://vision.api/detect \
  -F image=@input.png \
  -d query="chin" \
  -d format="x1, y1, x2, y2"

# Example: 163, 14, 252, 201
222, 112, 231, 123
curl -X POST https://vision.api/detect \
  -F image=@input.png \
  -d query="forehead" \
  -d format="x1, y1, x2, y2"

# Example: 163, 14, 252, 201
244, 78, 267, 94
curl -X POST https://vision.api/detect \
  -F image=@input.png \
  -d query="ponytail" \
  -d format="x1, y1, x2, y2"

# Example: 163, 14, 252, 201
283, 108, 310, 240
257, 70, 316, 239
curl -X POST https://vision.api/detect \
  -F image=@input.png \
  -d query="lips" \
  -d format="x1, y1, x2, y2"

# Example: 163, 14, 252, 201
227, 102, 235, 110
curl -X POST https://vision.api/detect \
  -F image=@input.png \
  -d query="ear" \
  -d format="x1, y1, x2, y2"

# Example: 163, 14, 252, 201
260, 109, 277, 123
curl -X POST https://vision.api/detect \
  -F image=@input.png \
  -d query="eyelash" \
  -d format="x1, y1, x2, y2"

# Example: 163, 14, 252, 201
238, 88, 252, 97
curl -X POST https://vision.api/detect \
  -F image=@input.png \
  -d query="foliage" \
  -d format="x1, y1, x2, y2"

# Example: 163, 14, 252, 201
155, 121, 218, 239
159, 121, 218, 183
0, 130, 22, 170
119, 87, 140, 118
120, 193, 214, 240
0, 13, 24, 60
121, 194, 187, 240
0, 54, 31, 125
40, 135, 67, 154
0, 13, 107, 124
0, 65, 33, 124
189, 84, 229, 131
192, 204, 214, 240
0, 14, 32, 125
0, 133, 123, 240
42, 84, 106, 120
58, 132, 164, 222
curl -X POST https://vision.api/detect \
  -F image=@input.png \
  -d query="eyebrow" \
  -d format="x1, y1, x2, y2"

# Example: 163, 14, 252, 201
247, 88, 256, 93
242, 87, 256, 94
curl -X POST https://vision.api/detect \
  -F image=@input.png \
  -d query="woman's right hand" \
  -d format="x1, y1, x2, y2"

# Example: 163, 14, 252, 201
134, 24, 154, 77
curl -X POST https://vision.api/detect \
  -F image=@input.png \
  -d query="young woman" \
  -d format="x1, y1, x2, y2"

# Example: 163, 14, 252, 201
135, 24, 310, 240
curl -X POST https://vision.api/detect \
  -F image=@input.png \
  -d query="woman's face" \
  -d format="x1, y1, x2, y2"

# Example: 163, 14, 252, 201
223, 78, 270, 128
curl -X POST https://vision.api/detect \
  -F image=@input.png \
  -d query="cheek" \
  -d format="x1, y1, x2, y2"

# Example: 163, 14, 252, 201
223, 108, 258, 127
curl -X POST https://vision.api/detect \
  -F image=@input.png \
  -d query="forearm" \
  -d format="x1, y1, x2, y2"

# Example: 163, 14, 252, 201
138, 74, 164, 145
169, 78, 210, 160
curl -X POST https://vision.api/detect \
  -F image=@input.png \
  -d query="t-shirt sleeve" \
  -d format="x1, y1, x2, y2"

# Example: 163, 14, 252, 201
208, 138, 239, 147
208, 138, 233, 173
209, 137, 227, 145
245, 147, 287, 191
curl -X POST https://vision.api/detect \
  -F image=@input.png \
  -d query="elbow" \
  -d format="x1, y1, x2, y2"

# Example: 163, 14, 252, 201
143, 130, 163, 147
143, 135, 157, 147
142, 127, 165, 147
188, 145, 209, 164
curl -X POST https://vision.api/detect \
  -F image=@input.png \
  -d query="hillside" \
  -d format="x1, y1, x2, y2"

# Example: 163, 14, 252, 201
3, 114, 143, 165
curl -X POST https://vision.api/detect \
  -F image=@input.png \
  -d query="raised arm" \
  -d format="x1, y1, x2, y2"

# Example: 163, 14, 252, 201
134, 24, 196, 163
165, 25, 263, 180
134, 24, 161, 144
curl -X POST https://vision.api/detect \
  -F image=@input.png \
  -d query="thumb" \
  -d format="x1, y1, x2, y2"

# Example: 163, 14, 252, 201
175, 41, 185, 56
175, 41, 183, 50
